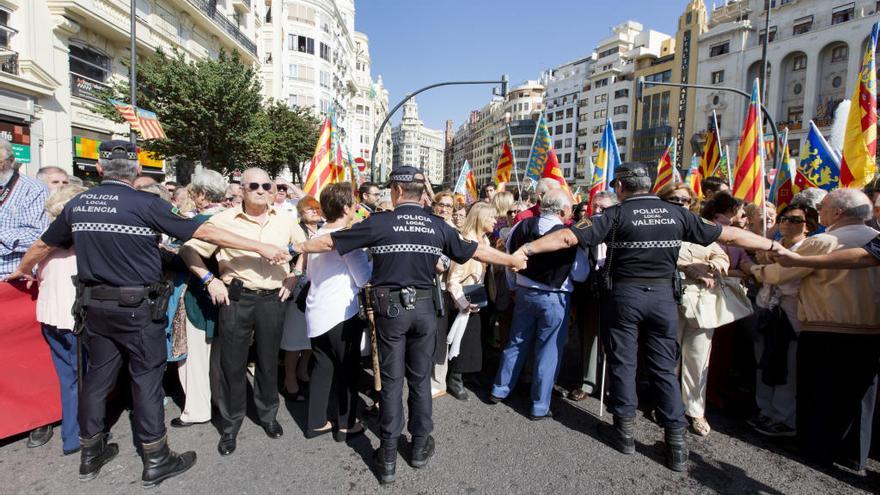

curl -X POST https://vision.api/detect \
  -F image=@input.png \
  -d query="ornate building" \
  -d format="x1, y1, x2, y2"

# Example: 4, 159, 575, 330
391, 99, 444, 184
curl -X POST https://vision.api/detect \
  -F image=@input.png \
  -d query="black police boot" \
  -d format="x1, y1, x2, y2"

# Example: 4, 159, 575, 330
664, 427, 689, 472
141, 435, 197, 488
373, 440, 397, 485
410, 435, 435, 468
607, 416, 636, 455
446, 372, 469, 401
78, 432, 119, 481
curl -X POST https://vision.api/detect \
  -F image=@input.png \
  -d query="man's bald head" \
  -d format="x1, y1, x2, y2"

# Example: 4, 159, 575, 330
241, 167, 270, 185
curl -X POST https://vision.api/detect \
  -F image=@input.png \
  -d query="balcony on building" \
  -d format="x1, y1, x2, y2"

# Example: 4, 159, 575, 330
0, 10, 17, 76
185, 0, 257, 55
232, 0, 252, 13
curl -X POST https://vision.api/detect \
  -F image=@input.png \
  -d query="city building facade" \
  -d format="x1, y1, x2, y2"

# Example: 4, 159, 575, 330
543, 58, 592, 184
6, 0, 260, 177
695, 0, 879, 168
391, 99, 444, 184
350, 31, 390, 180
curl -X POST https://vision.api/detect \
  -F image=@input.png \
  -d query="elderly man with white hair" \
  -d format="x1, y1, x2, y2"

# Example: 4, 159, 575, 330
36, 166, 70, 193
0, 137, 56, 448
491, 188, 589, 419
512, 177, 561, 223
748, 188, 880, 474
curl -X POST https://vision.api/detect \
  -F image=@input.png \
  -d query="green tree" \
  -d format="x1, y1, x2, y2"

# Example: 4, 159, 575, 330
247, 101, 320, 180
94, 48, 263, 175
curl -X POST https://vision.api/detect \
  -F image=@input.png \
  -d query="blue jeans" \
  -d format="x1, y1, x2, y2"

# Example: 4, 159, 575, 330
41, 324, 82, 452
492, 289, 570, 416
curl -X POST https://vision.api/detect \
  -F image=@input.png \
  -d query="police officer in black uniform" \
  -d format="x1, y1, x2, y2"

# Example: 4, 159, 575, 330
293, 166, 526, 484
516, 163, 778, 472
8, 141, 289, 487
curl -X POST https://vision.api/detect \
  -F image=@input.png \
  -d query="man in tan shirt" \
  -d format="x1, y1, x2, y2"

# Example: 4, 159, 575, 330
749, 189, 879, 473
181, 168, 306, 457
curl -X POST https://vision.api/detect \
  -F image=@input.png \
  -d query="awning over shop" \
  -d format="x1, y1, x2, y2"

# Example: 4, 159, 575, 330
73, 135, 165, 174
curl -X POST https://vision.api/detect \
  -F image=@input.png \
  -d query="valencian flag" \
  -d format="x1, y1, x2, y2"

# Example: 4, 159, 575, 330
494, 132, 515, 186
453, 160, 478, 204
303, 107, 342, 198
795, 120, 841, 192
732, 78, 765, 205
590, 118, 621, 201
652, 138, 677, 193
840, 22, 879, 188
136, 108, 167, 140
110, 99, 141, 133
700, 111, 722, 179
769, 130, 795, 211
525, 115, 553, 184
685, 154, 702, 197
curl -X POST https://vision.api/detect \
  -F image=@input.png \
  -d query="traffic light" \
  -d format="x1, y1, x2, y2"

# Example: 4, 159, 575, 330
500, 74, 509, 98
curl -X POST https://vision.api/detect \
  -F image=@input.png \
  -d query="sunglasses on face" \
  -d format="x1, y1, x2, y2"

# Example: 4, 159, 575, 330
667, 196, 692, 205
276, 185, 288, 192
778, 215, 806, 224
246, 182, 273, 192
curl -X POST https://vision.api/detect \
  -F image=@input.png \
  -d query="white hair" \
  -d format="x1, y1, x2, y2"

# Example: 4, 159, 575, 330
190, 169, 227, 202
541, 188, 572, 215
36, 166, 68, 181
791, 187, 827, 210
99, 157, 139, 180
826, 188, 872, 220
535, 177, 561, 196
0, 137, 13, 163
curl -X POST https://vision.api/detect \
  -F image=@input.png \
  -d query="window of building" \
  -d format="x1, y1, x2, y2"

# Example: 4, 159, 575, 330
69, 43, 111, 82
554, 139, 563, 149
789, 138, 801, 158
831, 4, 854, 25
319, 70, 330, 88
564, 139, 572, 148
711, 70, 725, 84
524, 102, 530, 111
566, 108, 574, 118
645, 70, 672, 83
288, 94, 297, 107
707, 114, 723, 130
564, 153, 571, 163
710, 42, 730, 57
595, 78, 609, 88
613, 105, 628, 115
320, 42, 331, 61
759, 26, 777, 44
617, 137, 627, 147
288, 64, 297, 78
598, 47, 619, 58
613, 121, 627, 130
793, 16, 813, 35
592, 140, 599, 148
595, 94, 607, 104
594, 109, 607, 119
289, 35, 315, 54
620, 153, 626, 161
555, 125, 563, 134
793, 54, 807, 71
614, 88, 629, 99
831, 45, 848, 63
787, 105, 804, 122
566, 123, 573, 133
547, 113, 554, 122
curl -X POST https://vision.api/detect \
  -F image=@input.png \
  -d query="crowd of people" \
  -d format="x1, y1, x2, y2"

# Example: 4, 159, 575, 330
1, 135, 878, 486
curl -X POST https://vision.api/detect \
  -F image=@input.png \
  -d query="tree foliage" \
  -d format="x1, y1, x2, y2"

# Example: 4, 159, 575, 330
93, 48, 319, 178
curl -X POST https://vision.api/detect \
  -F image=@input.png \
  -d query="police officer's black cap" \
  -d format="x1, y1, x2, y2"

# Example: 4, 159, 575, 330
614, 162, 650, 180
385, 165, 427, 187
99, 140, 138, 160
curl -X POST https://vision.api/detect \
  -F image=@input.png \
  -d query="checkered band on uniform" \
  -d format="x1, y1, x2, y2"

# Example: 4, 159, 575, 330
72, 222, 159, 236
369, 244, 443, 256
608, 240, 683, 249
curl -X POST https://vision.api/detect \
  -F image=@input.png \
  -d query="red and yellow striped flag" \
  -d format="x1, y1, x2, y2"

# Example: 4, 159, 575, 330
541, 148, 572, 198
136, 108, 166, 140
494, 134, 514, 186
303, 114, 334, 198
652, 138, 677, 193
700, 112, 721, 179
840, 22, 879, 188
732, 78, 765, 206
465, 167, 478, 204
110, 99, 141, 133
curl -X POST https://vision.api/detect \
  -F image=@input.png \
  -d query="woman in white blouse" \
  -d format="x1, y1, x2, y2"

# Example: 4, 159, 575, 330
303, 183, 372, 441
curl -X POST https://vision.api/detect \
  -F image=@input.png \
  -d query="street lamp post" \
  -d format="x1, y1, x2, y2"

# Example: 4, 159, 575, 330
370, 75, 509, 183
637, 78, 781, 173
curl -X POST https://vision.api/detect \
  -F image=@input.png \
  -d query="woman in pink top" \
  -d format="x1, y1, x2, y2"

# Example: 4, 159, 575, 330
35, 184, 87, 454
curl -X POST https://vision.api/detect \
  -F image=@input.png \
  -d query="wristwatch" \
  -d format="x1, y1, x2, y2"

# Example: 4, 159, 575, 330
291, 268, 304, 277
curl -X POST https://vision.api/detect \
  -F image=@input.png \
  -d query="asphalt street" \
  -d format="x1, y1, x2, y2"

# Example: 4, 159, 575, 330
1, 376, 877, 495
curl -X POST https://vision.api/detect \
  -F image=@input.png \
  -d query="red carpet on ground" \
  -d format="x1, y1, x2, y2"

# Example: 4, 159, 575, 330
0, 281, 60, 439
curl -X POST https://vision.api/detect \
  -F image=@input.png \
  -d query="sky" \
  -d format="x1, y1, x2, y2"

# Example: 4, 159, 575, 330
356, 0, 687, 131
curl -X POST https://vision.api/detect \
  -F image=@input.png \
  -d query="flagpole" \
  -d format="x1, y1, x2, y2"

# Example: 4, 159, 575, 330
712, 110, 722, 177
507, 125, 522, 196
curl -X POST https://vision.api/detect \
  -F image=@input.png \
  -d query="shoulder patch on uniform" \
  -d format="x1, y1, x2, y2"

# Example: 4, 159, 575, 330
700, 217, 716, 225
171, 206, 187, 218
574, 218, 592, 230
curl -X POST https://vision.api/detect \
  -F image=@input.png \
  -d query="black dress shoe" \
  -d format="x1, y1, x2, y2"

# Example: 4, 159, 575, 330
488, 394, 504, 404
27, 425, 53, 448
333, 424, 366, 443
528, 411, 555, 421
217, 434, 236, 456
262, 420, 283, 439
409, 435, 435, 469
170, 418, 208, 428
304, 426, 333, 439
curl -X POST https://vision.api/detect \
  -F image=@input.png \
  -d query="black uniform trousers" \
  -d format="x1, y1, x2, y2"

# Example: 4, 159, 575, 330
307, 315, 363, 430
797, 331, 880, 470
215, 289, 284, 436
375, 297, 437, 443
79, 298, 167, 443
600, 281, 687, 429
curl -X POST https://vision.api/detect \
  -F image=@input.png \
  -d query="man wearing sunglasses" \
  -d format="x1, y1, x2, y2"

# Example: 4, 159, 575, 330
6, 142, 290, 487
180, 167, 307, 458
293, 165, 527, 484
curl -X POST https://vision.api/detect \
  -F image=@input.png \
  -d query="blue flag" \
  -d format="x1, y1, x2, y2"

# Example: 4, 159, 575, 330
796, 121, 840, 192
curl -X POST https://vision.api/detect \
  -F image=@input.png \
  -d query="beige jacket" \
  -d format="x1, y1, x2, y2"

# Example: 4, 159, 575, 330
677, 242, 730, 284
446, 237, 488, 311
750, 223, 880, 334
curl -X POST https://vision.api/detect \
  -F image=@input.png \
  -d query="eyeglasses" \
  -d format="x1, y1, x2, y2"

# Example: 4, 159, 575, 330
276, 185, 288, 192
778, 215, 806, 224
246, 182, 273, 192
666, 196, 692, 205
224, 197, 234, 202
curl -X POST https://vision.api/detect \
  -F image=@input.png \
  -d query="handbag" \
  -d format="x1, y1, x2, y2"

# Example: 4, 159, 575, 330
295, 280, 311, 313
680, 276, 753, 329
462, 284, 488, 309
